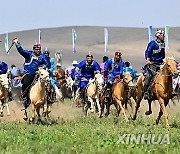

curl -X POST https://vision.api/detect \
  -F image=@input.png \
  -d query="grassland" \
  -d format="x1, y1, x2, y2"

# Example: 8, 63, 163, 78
0, 100, 180, 154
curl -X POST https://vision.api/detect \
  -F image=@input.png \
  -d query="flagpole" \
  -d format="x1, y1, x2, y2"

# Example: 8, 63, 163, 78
148, 25, 153, 42
5, 33, 9, 53
104, 28, 109, 52
165, 25, 170, 51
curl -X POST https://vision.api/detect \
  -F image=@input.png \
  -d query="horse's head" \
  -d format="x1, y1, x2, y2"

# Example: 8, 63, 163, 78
164, 57, 178, 78
0, 74, 9, 89
38, 68, 50, 83
94, 73, 104, 91
123, 72, 134, 87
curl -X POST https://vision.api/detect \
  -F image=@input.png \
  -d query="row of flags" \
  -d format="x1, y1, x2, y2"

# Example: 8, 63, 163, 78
3, 26, 170, 54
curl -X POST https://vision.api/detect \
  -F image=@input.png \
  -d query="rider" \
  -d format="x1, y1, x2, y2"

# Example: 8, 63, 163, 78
0, 61, 13, 101
71, 60, 80, 95
123, 61, 136, 80
75, 53, 101, 101
12, 38, 50, 111
104, 50, 125, 100
143, 29, 165, 100
65, 60, 78, 78
43, 48, 58, 102
9, 64, 23, 88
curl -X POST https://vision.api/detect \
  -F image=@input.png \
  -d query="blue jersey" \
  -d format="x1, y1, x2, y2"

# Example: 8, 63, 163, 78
104, 58, 125, 77
0, 61, 8, 74
16, 44, 50, 75
75, 60, 100, 79
145, 40, 165, 65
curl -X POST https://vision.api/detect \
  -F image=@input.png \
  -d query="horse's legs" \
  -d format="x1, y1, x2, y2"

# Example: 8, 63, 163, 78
129, 98, 134, 117
31, 104, 36, 122
5, 101, 10, 116
88, 96, 94, 112
157, 97, 169, 128
117, 100, 128, 122
47, 104, 52, 117
156, 108, 163, 125
0, 101, 4, 117
36, 107, 41, 121
105, 103, 110, 117
132, 97, 142, 120
145, 100, 152, 115
114, 103, 120, 117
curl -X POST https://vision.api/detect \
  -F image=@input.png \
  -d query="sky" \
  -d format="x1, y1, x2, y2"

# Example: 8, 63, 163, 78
0, 0, 180, 34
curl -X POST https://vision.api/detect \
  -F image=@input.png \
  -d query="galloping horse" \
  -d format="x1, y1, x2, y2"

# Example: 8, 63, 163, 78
83, 73, 104, 116
132, 57, 178, 128
28, 68, 50, 121
0, 74, 10, 117
99, 73, 134, 120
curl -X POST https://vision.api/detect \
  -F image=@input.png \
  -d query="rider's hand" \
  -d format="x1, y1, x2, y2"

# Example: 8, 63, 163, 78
146, 60, 152, 65
12, 37, 19, 45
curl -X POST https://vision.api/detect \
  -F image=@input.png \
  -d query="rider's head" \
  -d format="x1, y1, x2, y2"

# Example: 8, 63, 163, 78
125, 61, 130, 67
155, 29, 165, 41
43, 49, 50, 57
72, 60, 78, 67
11, 64, 16, 69
114, 50, 122, 62
33, 44, 41, 56
103, 56, 108, 63
86, 53, 93, 64
56, 63, 61, 68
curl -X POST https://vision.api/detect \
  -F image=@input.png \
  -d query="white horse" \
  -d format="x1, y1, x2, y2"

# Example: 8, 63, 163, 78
83, 73, 104, 116
0, 74, 10, 117
27, 68, 50, 122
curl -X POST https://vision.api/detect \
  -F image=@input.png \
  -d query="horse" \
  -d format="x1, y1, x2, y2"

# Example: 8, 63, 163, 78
99, 73, 134, 120
132, 57, 178, 128
0, 74, 10, 117
66, 76, 74, 98
83, 73, 104, 116
27, 68, 50, 122
54, 68, 69, 100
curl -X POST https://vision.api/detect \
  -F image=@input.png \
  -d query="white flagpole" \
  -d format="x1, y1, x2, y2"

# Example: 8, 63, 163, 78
5, 33, 9, 53
165, 25, 170, 51
104, 28, 109, 52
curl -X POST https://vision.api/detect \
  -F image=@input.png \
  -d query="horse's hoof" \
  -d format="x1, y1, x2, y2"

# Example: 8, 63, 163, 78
29, 117, 35, 122
90, 108, 94, 113
7, 113, 11, 116
145, 111, 152, 115
42, 112, 46, 117
132, 115, 136, 120
0, 112, 4, 117
23, 117, 28, 121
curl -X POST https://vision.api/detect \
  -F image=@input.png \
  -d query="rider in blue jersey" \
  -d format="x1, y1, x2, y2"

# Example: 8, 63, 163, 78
104, 50, 125, 101
75, 54, 101, 101
143, 29, 165, 100
12, 38, 50, 112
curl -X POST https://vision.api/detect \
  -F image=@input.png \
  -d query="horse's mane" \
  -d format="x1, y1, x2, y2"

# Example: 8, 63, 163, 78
160, 56, 175, 70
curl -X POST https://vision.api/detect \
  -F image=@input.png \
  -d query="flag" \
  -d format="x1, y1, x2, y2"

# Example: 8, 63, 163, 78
5, 33, 9, 53
148, 25, 153, 42
165, 25, 170, 51
38, 30, 41, 45
104, 28, 109, 52
72, 29, 77, 53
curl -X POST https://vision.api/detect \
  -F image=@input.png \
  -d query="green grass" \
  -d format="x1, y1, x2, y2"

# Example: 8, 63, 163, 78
0, 106, 180, 154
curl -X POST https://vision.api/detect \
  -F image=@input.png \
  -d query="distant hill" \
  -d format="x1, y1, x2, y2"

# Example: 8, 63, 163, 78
0, 26, 180, 72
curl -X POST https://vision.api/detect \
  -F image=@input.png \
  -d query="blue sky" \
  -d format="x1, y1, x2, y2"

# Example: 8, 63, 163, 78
0, 0, 180, 34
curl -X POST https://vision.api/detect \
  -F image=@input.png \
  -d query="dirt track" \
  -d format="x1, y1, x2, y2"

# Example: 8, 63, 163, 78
0, 98, 179, 123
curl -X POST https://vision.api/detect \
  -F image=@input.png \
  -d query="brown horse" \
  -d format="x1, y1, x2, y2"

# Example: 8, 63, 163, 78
0, 74, 10, 117
99, 73, 134, 120
132, 57, 178, 128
